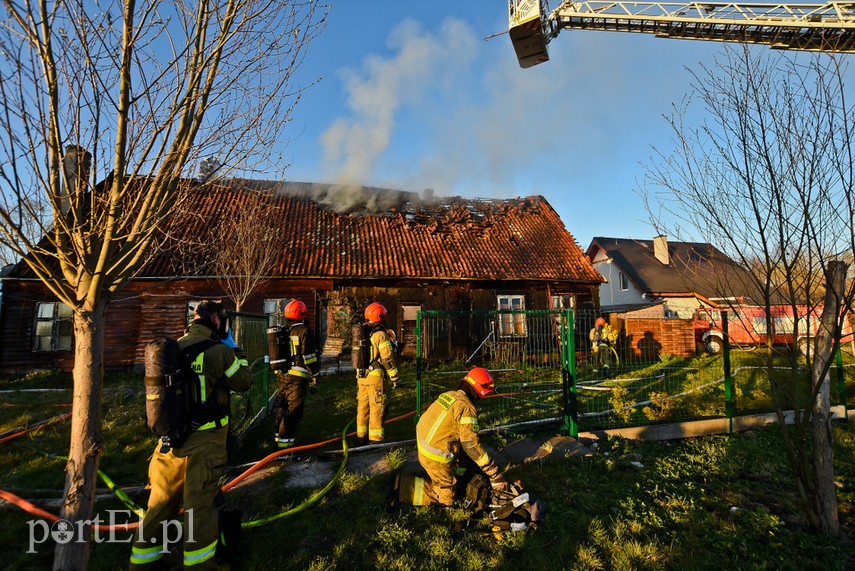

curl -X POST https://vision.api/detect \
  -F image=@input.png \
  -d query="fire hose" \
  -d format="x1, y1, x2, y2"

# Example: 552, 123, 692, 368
0, 409, 418, 532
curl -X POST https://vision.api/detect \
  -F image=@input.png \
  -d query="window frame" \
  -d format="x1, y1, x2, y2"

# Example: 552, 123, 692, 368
496, 294, 527, 337
618, 272, 629, 291
263, 298, 293, 327
401, 304, 421, 322
33, 301, 73, 352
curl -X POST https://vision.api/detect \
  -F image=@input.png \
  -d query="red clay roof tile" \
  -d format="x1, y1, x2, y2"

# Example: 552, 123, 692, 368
139, 179, 601, 284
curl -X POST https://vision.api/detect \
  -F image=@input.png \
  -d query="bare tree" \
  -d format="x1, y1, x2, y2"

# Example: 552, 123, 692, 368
0, 1, 328, 568
643, 46, 855, 535
209, 186, 284, 312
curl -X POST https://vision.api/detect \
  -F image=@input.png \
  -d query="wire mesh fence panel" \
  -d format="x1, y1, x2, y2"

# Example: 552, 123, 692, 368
416, 310, 573, 432
414, 308, 855, 434
576, 365, 727, 429
730, 355, 786, 417
229, 312, 273, 438
230, 311, 270, 364
574, 309, 684, 384
840, 362, 855, 404
726, 349, 845, 416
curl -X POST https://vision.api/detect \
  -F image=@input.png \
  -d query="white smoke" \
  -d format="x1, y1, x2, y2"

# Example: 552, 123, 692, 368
320, 18, 477, 188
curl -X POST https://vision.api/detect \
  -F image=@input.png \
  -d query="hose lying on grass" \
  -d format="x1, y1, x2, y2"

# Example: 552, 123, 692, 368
0, 411, 72, 445
241, 421, 352, 529
0, 413, 380, 532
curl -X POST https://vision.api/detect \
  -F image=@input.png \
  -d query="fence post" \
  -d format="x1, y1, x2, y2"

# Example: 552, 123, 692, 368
561, 309, 579, 438
837, 347, 847, 421
415, 310, 423, 422
722, 311, 733, 434
263, 355, 270, 412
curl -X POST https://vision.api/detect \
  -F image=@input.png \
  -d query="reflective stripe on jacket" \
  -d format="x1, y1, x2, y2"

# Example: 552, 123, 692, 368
370, 328, 398, 381
286, 321, 320, 377
415, 389, 496, 474
178, 322, 252, 428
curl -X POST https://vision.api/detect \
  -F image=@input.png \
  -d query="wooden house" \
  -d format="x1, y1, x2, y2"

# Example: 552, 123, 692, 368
0, 180, 603, 372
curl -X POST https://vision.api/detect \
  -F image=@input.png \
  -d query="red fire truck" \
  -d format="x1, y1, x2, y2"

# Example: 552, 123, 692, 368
693, 305, 824, 354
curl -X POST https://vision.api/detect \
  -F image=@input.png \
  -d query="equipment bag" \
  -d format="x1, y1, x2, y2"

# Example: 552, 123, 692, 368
144, 337, 217, 451
267, 325, 291, 373
461, 473, 490, 515
488, 481, 547, 533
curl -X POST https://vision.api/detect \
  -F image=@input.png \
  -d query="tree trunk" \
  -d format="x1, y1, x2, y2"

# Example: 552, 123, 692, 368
807, 260, 847, 536
53, 301, 107, 570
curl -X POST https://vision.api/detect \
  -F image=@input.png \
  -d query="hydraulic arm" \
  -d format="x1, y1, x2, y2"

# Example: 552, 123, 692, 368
510, 0, 855, 67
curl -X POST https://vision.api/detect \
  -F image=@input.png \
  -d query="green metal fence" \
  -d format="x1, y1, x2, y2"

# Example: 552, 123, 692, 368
228, 311, 273, 438
415, 309, 577, 435
415, 308, 855, 437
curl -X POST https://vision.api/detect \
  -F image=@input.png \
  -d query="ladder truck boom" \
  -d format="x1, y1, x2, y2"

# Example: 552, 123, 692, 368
509, 0, 855, 68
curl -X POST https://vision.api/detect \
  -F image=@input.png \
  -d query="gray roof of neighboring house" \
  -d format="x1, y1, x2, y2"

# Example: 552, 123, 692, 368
586, 237, 760, 303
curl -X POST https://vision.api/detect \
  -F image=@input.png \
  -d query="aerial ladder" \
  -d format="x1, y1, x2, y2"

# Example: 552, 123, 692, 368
509, 0, 855, 68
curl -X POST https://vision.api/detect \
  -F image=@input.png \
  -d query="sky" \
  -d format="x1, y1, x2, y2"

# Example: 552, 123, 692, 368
279, 2, 730, 249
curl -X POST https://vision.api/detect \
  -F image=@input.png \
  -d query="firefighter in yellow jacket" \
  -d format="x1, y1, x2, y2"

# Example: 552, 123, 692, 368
130, 301, 252, 570
413, 367, 508, 506
356, 302, 399, 444
272, 299, 320, 448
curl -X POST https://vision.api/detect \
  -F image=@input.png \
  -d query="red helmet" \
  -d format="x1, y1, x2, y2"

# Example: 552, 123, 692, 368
464, 367, 494, 398
284, 300, 307, 321
596, 317, 606, 326
364, 302, 387, 323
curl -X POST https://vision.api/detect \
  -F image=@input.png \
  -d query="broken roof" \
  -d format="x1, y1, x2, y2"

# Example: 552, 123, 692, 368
140, 180, 602, 283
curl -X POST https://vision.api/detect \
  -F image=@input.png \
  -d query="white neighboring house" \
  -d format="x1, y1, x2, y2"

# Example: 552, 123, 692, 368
585, 235, 758, 319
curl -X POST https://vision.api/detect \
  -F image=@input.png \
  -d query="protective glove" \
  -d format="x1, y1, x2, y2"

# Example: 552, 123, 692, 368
221, 327, 237, 349
490, 472, 509, 492
390, 375, 399, 389
309, 377, 318, 394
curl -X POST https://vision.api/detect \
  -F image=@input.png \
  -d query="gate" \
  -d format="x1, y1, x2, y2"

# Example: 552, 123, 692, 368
228, 311, 273, 438
415, 309, 580, 436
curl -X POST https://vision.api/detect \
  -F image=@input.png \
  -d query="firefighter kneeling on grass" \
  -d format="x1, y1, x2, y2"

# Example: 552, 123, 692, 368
130, 301, 252, 570
410, 367, 508, 506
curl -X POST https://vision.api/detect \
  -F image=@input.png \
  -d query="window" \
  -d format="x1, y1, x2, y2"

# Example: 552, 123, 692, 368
497, 295, 527, 337
264, 298, 293, 327
618, 272, 629, 291
186, 299, 227, 327
33, 302, 73, 351
401, 304, 421, 322
550, 294, 573, 310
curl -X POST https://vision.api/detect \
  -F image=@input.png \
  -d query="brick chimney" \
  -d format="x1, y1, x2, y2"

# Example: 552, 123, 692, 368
653, 235, 669, 265
61, 145, 92, 215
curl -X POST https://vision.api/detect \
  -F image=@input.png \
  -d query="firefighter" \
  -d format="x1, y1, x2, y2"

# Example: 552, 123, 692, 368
590, 316, 608, 370
273, 299, 320, 448
412, 367, 508, 506
130, 301, 252, 570
356, 302, 399, 444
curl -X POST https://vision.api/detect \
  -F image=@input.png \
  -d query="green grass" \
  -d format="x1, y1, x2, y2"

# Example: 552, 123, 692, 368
1, 363, 855, 570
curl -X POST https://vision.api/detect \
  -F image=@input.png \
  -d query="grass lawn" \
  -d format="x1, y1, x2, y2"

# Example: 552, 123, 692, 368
1, 363, 855, 570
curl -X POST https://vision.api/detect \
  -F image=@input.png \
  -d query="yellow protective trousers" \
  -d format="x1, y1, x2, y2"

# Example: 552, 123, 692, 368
356, 371, 385, 442
411, 452, 456, 506
129, 428, 227, 570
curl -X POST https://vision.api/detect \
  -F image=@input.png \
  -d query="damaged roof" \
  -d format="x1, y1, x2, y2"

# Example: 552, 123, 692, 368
144, 180, 602, 283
